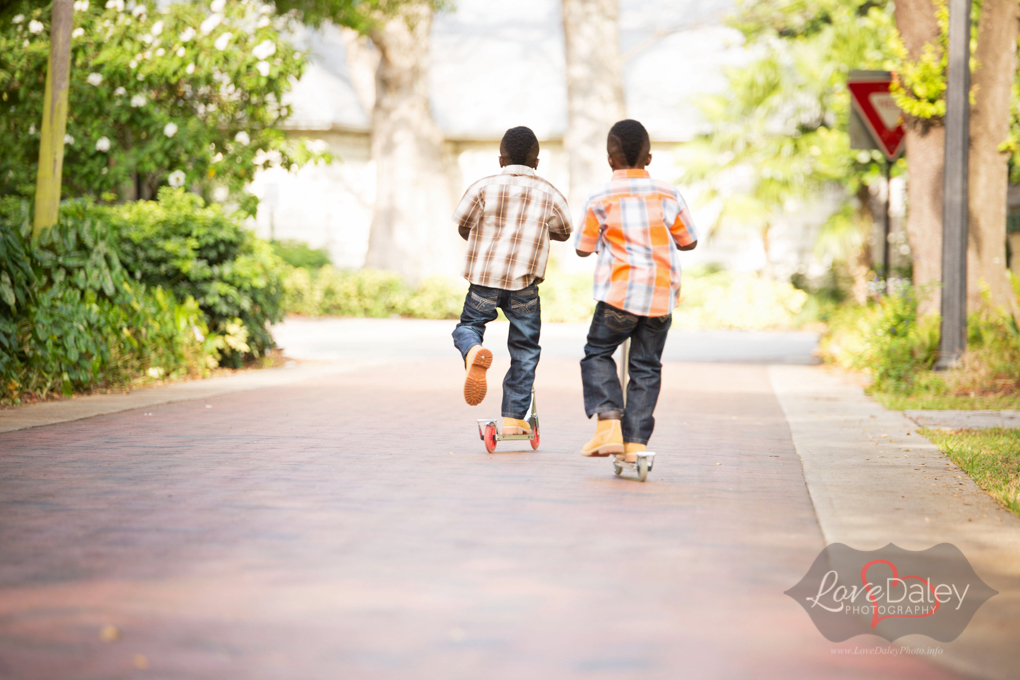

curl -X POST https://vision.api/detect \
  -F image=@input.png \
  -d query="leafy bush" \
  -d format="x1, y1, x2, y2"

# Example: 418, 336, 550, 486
820, 281, 939, 392
272, 239, 332, 270
674, 269, 809, 330
0, 198, 214, 403
109, 188, 286, 365
0, 0, 325, 211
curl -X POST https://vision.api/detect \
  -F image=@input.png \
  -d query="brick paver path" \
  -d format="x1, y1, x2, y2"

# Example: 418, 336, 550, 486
0, 357, 960, 679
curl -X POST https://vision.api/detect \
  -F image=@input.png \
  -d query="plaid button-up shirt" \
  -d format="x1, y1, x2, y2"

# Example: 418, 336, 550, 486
575, 169, 698, 317
453, 165, 572, 291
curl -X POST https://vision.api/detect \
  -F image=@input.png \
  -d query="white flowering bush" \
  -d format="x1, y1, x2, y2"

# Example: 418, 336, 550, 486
0, 0, 326, 214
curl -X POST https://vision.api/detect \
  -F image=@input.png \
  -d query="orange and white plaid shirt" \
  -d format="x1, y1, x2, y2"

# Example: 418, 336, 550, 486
575, 169, 698, 317
453, 165, 572, 291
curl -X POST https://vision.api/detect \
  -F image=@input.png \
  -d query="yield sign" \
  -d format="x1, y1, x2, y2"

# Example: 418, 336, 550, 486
848, 70, 905, 161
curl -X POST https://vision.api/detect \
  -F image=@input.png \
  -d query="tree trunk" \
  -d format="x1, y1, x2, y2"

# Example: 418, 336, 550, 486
967, 0, 1020, 318
894, 0, 945, 315
562, 0, 626, 219
363, 6, 459, 281
33, 0, 74, 237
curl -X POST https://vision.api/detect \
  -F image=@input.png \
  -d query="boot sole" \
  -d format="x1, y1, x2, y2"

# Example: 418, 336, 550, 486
582, 443, 625, 457
464, 349, 492, 406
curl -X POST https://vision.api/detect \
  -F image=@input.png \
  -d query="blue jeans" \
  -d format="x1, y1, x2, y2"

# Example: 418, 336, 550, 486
580, 302, 672, 445
452, 283, 541, 419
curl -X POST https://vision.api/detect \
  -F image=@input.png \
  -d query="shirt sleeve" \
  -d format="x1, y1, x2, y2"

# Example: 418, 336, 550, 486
452, 185, 483, 241
574, 198, 602, 253
546, 190, 573, 242
668, 188, 698, 248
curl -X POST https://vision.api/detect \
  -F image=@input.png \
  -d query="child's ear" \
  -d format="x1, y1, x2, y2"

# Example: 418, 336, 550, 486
646, 152, 653, 167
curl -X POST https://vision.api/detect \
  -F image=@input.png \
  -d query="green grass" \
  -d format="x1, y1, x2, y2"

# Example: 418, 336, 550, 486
921, 427, 1020, 517
875, 392, 1020, 411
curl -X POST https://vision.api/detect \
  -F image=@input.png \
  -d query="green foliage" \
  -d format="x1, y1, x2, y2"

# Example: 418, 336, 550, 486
108, 188, 286, 364
675, 269, 809, 330
0, 197, 214, 403
820, 281, 940, 392
268, 0, 451, 33
679, 0, 900, 272
0, 0, 329, 213
272, 239, 331, 270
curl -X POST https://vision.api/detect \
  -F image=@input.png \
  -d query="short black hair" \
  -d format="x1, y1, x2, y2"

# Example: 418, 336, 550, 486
500, 126, 539, 165
607, 119, 650, 167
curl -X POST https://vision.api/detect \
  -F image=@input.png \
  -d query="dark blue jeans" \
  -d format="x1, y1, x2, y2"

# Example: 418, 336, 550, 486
452, 283, 541, 419
580, 302, 672, 445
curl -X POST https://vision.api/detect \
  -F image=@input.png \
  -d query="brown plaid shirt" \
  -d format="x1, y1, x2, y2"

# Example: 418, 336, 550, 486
453, 165, 572, 290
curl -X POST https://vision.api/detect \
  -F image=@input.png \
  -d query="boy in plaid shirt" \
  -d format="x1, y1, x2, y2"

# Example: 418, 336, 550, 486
575, 120, 698, 460
452, 126, 572, 434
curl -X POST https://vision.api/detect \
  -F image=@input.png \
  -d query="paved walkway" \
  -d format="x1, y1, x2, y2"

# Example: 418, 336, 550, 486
904, 410, 1020, 430
0, 318, 1013, 679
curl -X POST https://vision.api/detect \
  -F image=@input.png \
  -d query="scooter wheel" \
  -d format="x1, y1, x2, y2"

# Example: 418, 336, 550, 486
484, 424, 497, 453
637, 456, 649, 482
530, 424, 540, 450
613, 460, 623, 476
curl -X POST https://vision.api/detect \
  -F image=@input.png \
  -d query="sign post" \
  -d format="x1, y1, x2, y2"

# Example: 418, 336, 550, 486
848, 71, 905, 290
936, 0, 972, 370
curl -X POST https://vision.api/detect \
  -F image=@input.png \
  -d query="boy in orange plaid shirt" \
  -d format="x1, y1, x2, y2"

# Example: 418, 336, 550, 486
574, 120, 698, 460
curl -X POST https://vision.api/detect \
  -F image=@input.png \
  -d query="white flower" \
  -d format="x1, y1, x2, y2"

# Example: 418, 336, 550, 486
136, 73, 144, 81
143, 50, 152, 59
293, 51, 301, 60
114, 86, 126, 96
163, 122, 178, 138
86, 72, 103, 86
130, 93, 146, 107
257, 16, 270, 28
95, 136, 111, 152
234, 130, 250, 146
72, 27, 85, 38
211, 151, 223, 162
210, 0, 226, 12
105, 0, 124, 11
214, 31, 232, 51
213, 185, 229, 202
256, 61, 270, 77
12, 14, 23, 23
259, 4, 271, 14
147, 366, 164, 379
28, 20, 44, 34
129, 59, 137, 68
151, 20, 163, 35
155, 47, 165, 56
176, 46, 185, 57
185, 63, 195, 74
199, 13, 221, 35
179, 27, 196, 42
72, 0, 89, 11
64, 134, 74, 145
132, 4, 146, 17
28, 124, 36, 135
167, 170, 186, 188
252, 39, 276, 60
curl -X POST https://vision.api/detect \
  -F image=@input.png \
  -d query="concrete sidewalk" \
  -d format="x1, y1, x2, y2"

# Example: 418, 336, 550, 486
771, 366, 1020, 680
904, 410, 1020, 430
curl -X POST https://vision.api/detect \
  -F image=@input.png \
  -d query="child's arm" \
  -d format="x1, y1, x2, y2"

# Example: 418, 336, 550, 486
669, 188, 698, 251
547, 192, 573, 242
452, 186, 483, 241
574, 199, 602, 258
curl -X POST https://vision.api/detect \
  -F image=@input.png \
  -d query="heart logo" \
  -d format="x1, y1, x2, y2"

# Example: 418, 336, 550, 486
861, 559, 941, 628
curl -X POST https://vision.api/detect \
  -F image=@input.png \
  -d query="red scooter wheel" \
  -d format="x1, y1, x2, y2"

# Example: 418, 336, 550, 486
484, 424, 497, 453
530, 424, 540, 450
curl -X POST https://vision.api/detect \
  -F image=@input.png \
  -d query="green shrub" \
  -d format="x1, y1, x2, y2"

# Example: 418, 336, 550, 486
674, 269, 809, 330
272, 240, 332, 270
108, 188, 286, 366
0, 198, 213, 403
820, 281, 939, 393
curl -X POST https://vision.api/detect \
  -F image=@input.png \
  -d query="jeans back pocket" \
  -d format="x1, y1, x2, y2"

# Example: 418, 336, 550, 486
469, 289, 499, 312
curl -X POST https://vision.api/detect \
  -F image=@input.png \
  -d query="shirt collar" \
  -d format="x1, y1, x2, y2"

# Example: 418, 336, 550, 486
612, 169, 651, 180
502, 164, 536, 176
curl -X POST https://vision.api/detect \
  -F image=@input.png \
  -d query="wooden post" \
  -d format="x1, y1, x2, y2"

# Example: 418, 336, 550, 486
936, 0, 971, 369
32, 0, 75, 238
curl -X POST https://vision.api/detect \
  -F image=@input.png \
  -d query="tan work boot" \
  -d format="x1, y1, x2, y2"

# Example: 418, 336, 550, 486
502, 417, 532, 435
463, 345, 492, 406
620, 442, 646, 464
581, 419, 624, 457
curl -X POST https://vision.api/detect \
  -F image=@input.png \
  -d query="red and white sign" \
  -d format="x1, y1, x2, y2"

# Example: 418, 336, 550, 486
848, 71, 905, 161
